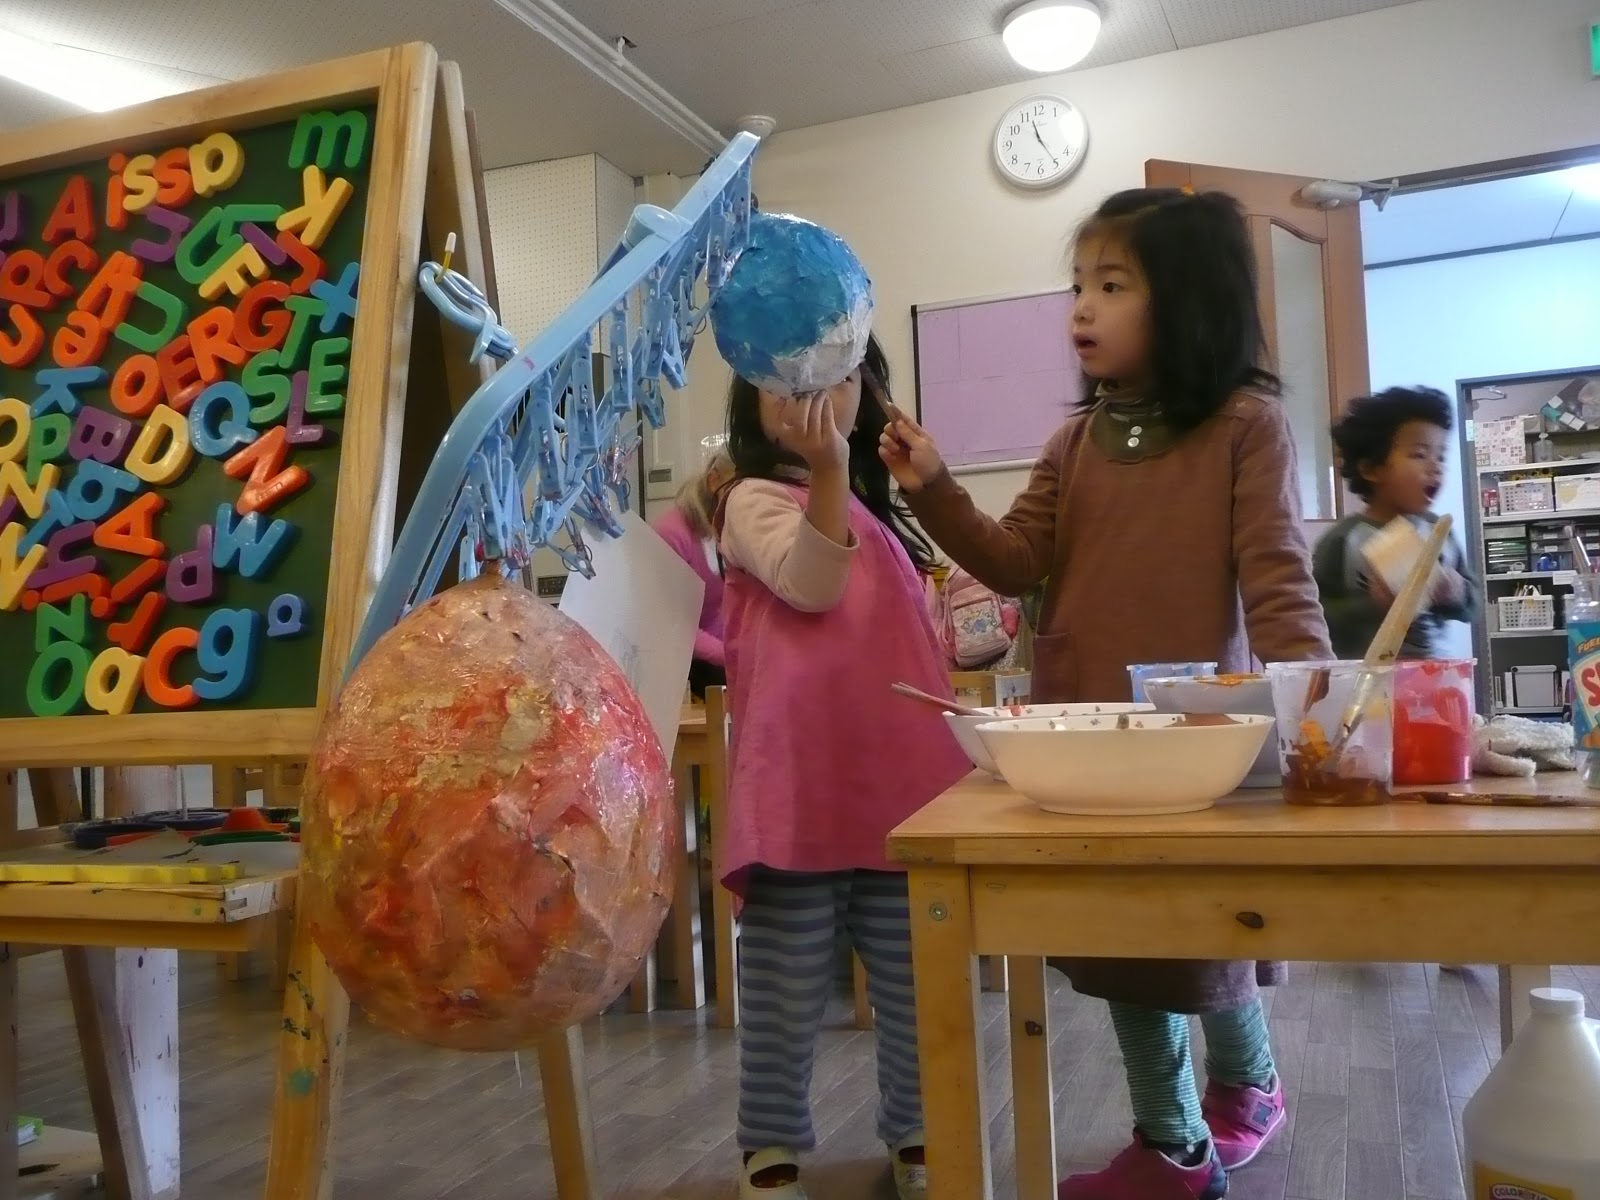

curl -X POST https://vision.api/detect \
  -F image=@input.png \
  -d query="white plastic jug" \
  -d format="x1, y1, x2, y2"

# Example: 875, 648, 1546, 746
1463, 987, 1600, 1199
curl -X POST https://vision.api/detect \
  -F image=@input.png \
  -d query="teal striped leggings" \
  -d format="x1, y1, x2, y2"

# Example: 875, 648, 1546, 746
1110, 998, 1276, 1149
736, 868, 922, 1152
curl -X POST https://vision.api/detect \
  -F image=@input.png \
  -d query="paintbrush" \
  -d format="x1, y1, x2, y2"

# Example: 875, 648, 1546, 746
890, 682, 987, 718
861, 362, 910, 445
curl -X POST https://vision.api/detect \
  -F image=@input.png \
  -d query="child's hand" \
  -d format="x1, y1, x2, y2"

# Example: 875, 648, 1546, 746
775, 393, 848, 473
876, 404, 945, 494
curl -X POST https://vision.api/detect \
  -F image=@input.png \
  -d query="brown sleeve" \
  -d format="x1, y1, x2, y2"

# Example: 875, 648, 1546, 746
1231, 398, 1333, 663
903, 426, 1066, 597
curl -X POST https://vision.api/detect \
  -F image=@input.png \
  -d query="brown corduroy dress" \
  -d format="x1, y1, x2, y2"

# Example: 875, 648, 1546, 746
906, 392, 1332, 1014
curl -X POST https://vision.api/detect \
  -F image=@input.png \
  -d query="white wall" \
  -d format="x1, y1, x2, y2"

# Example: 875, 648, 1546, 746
672, 0, 1600, 515
1364, 237, 1600, 658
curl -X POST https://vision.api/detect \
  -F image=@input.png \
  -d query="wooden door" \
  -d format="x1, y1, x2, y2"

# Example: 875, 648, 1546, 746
1146, 160, 1370, 520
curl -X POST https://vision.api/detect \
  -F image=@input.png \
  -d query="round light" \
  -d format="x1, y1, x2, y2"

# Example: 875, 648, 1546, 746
1002, 0, 1102, 73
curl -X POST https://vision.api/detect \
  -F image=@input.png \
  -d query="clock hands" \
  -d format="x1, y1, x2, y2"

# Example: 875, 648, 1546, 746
1029, 119, 1059, 167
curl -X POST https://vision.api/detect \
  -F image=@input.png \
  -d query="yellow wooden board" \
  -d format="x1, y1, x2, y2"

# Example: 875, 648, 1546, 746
0, 860, 239, 885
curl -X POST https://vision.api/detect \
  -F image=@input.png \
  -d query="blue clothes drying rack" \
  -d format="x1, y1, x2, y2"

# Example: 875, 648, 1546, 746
346, 131, 759, 673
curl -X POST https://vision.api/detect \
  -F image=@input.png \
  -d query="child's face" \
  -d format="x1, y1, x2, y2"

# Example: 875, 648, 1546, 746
1071, 235, 1151, 385
1365, 420, 1448, 515
757, 367, 862, 452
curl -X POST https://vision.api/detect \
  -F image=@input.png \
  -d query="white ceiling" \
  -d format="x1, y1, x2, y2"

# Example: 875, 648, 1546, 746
1362, 167, 1600, 267
0, 0, 1429, 176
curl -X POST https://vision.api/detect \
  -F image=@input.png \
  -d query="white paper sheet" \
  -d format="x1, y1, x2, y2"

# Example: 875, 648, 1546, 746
558, 511, 704, 753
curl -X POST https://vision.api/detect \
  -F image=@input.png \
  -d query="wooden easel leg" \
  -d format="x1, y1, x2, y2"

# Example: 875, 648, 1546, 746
213, 765, 252, 982
537, 1025, 601, 1200
669, 761, 705, 1010
264, 916, 350, 1200
29, 769, 180, 1200
1499, 964, 1553, 1048
1008, 958, 1056, 1200
703, 689, 739, 1028
1, 942, 16, 1200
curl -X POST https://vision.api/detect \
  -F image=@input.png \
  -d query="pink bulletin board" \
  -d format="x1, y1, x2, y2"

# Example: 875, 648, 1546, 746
911, 287, 1080, 471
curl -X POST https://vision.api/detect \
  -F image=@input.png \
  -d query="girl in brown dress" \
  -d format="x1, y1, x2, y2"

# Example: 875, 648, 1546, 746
879, 189, 1332, 1199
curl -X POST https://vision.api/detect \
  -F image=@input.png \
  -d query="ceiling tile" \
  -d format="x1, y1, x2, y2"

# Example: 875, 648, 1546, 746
1161, 0, 1420, 48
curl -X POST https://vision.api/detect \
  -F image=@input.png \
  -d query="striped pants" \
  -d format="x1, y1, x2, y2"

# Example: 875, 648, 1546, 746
736, 867, 923, 1152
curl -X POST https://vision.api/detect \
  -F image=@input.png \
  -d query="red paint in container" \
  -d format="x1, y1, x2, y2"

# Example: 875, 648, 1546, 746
1393, 659, 1475, 786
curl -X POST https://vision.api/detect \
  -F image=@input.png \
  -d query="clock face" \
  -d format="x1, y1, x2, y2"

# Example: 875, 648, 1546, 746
993, 95, 1088, 189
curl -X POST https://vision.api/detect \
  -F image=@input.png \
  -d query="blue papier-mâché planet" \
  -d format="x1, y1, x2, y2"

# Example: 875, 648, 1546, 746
711, 211, 874, 397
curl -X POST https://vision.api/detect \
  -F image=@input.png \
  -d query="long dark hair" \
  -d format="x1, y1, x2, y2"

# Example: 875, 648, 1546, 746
723, 332, 938, 573
1074, 188, 1280, 431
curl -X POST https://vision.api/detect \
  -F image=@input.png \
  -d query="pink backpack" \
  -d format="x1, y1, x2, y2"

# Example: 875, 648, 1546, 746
938, 569, 1014, 668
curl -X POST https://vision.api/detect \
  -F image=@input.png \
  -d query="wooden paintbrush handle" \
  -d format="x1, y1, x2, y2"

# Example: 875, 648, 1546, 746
1365, 514, 1453, 667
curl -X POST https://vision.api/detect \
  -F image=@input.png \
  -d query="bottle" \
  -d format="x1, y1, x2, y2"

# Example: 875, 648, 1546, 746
1463, 987, 1600, 1198
1568, 575, 1600, 788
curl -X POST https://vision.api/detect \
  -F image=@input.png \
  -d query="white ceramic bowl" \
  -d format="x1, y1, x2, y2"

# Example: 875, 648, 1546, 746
1142, 674, 1279, 788
944, 702, 1154, 777
975, 712, 1273, 815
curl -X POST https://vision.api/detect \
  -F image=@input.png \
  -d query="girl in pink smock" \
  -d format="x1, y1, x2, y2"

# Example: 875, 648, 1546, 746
716, 332, 969, 1200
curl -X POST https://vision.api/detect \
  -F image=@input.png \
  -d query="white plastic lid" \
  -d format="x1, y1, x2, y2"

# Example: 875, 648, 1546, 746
1529, 986, 1586, 1018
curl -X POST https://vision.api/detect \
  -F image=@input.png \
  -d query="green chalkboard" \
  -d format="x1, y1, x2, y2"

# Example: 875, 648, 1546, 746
0, 107, 376, 718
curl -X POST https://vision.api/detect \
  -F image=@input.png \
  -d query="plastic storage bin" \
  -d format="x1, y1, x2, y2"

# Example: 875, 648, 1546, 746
1513, 664, 1560, 710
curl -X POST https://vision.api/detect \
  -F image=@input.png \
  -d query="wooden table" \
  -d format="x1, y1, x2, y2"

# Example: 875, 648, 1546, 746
888, 771, 1600, 1200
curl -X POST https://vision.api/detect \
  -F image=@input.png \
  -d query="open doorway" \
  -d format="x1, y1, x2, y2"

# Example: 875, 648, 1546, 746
1363, 157, 1600, 714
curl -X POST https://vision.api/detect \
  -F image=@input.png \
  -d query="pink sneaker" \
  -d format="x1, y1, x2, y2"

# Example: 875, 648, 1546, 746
1202, 1075, 1286, 1168
1057, 1134, 1226, 1199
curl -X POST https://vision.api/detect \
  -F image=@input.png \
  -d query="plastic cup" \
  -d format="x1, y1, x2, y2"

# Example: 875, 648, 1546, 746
1393, 659, 1476, 786
1266, 660, 1395, 806
1127, 661, 1217, 703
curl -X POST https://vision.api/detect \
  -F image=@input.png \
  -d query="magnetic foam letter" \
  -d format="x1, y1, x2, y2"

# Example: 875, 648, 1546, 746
233, 281, 291, 353
305, 337, 349, 416
225, 426, 307, 515
125, 404, 193, 486
0, 250, 49, 308
128, 205, 191, 266
187, 307, 246, 382
308, 262, 358, 336
167, 524, 216, 604
66, 459, 139, 523
189, 382, 256, 458
17, 486, 74, 553
194, 607, 259, 701
68, 406, 134, 466
109, 555, 166, 607
275, 167, 352, 252
95, 491, 166, 558
189, 132, 244, 197
35, 572, 108, 614
34, 593, 87, 652
199, 243, 268, 302
284, 371, 327, 446
76, 250, 142, 329
85, 646, 145, 715
25, 520, 97, 590
27, 412, 70, 478
41, 175, 94, 244
275, 230, 325, 294
152, 146, 194, 208
0, 522, 46, 611
0, 190, 26, 248
43, 240, 98, 300
121, 153, 159, 215
0, 460, 60, 520
0, 396, 26, 463
26, 639, 90, 716
242, 349, 291, 426
114, 280, 187, 354
105, 154, 129, 231
108, 590, 166, 655
279, 295, 323, 370
242, 223, 286, 266
213, 503, 292, 578
110, 355, 161, 417
143, 626, 198, 708
289, 110, 369, 171
175, 207, 242, 289
52, 310, 110, 370
0, 305, 44, 370
32, 366, 109, 420
265, 593, 306, 638
155, 336, 203, 412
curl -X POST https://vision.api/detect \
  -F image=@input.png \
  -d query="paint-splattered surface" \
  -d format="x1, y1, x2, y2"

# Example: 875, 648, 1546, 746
711, 211, 872, 396
301, 572, 676, 1051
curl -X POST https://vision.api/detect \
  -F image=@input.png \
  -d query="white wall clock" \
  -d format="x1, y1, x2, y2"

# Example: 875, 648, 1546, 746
993, 94, 1088, 189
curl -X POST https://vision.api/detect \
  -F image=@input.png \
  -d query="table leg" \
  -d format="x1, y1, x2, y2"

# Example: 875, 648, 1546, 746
704, 689, 739, 1029
670, 761, 705, 1010
1007, 957, 1055, 1200
907, 865, 991, 1200
538, 1025, 601, 1200
1499, 964, 1554, 1048
264, 915, 351, 1200
981, 956, 1009, 994
1, 943, 16, 1200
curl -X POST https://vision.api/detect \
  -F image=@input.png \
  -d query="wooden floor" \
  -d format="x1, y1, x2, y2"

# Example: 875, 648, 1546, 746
17, 956, 1590, 1199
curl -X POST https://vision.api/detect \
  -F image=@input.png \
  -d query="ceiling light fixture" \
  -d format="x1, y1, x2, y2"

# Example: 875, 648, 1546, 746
1002, 0, 1103, 74
490, 0, 726, 157
0, 27, 192, 112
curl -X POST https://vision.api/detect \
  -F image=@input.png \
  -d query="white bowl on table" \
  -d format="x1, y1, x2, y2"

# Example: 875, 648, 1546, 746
974, 712, 1273, 816
1141, 673, 1279, 788
943, 702, 1154, 777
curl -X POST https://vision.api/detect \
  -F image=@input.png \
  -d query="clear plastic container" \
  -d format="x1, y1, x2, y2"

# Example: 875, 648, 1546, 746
1266, 660, 1394, 806
1568, 575, 1600, 789
1127, 661, 1217, 703
1393, 658, 1476, 786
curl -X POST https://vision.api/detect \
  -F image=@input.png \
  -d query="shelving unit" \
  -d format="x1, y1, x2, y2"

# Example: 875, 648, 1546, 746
1463, 364, 1600, 718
